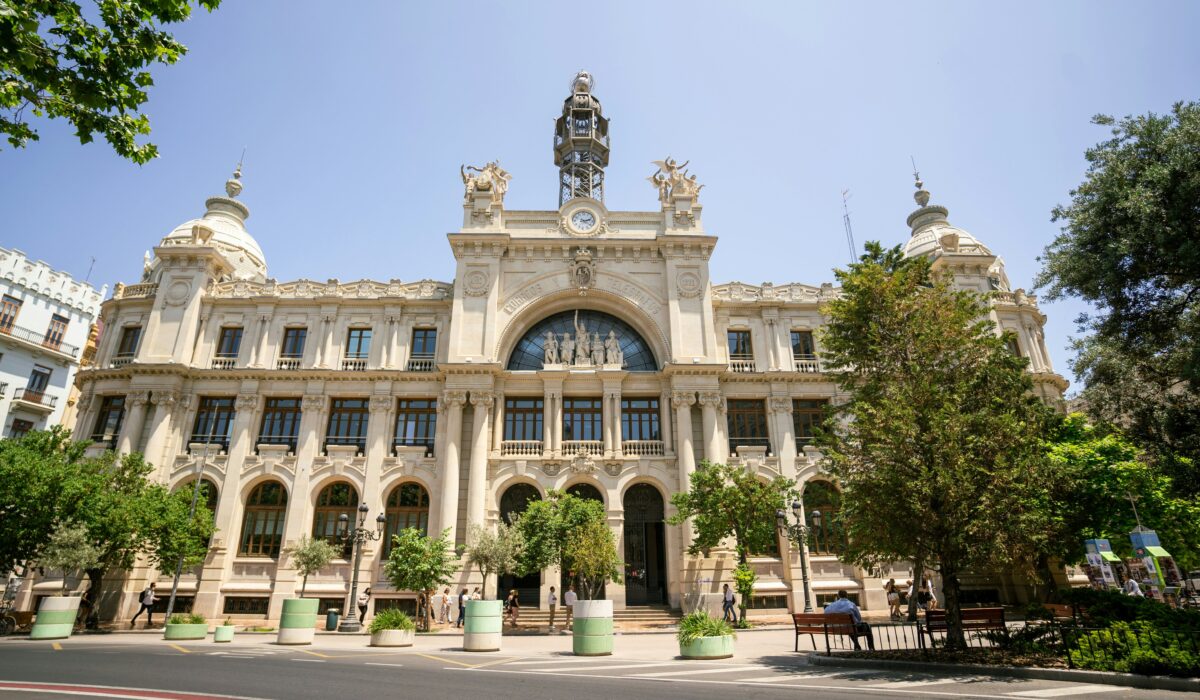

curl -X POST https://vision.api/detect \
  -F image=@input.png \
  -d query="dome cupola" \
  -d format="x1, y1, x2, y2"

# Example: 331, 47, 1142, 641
158, 164, 267, 281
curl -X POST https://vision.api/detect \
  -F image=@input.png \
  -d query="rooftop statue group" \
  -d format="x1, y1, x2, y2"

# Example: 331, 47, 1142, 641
542, 312, 623, 367
648, 156, 703, 205
460, 161, 512, 200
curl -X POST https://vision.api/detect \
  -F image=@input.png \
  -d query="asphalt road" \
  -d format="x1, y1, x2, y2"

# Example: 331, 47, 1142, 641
0, 638, 1190, 700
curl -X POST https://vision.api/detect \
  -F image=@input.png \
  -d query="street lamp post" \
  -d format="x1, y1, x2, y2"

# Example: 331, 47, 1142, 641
165, 441, 212, 621
776, 500, 822, 614
336, 503, 386, 633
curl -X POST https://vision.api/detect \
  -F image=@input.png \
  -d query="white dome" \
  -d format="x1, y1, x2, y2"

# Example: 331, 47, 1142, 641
158, 171, 266, 281
903, 221, 994, 259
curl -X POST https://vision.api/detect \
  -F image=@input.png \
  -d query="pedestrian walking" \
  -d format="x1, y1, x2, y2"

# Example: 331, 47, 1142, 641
440, 587, 451, 624
471, 586, 481, 600
129, 583, 158, 628
358, 587, 371, 622
416, 591, 428, 626
884, 579, 901, 620
505, 589, 520, 628
564, 584, 577, 630
721, 583, 736, 623
547, 586, 558, 631
457, 588, 469, 628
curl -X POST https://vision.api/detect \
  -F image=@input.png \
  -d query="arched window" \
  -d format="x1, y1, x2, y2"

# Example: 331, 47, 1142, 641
803, 480, 846, 556
313, 482, 359, 545
566, 483, 604, 504
384, 483, 430, 555
175, 477, 219, 515
506, 310, 657, 372
239, 481, 287, 558
499, 483, 541, 525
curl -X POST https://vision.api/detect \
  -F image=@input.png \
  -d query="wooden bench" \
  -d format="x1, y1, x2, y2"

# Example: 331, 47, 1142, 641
792, 612, 859, 655
918, 607, 1006, 648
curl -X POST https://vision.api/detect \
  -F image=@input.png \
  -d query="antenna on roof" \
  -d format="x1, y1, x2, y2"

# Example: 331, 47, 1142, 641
84, 256, 96, 284
841, 189, 857, 263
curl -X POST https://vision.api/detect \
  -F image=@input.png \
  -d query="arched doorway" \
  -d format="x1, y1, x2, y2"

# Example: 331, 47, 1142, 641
563, 483, 605, 596
623, 484, 666, 606
566, 482, 604, 503
498, 483, 541, 606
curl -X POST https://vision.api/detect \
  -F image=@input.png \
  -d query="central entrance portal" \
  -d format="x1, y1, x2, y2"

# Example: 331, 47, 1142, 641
623, 484, 666, 606
498, 484, 541, 607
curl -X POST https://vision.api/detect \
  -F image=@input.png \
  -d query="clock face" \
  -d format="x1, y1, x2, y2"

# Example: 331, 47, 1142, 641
571, 210, 597, 232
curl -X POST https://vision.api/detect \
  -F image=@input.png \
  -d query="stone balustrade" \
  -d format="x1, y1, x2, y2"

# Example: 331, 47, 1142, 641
500, 440, 543, 457
621, 440, 664, 456
562, 440, 604, 456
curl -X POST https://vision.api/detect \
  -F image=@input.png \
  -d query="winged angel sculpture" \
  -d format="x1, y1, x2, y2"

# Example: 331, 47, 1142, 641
648, 157, 704, 204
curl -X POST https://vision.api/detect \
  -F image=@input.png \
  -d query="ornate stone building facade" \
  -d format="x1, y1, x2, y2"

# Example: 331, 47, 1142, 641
67, 72, 1066, 622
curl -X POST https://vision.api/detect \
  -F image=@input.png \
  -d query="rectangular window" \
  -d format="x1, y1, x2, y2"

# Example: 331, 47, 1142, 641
790, 330, 815, 358
9, 418, 34, 439
191, 397, 236, 449
727, 330, 753, 358
503, 398, 544, 441
27, 365, 51, 394
222, 597, 269, 615
115, 326, 142, 357
621, 398, 661, 441
91, 396, 126, 446
216, 327, 243, 358
326, 398, 369, 454
394, 399, 437, 455
1006, 336, 1022, 357
151, 596, 192, 614
727, 398, 770, 454
562, 398, 603, 441
0, 295, 22, 333
44, 314, 69, 350
280, 327, 307, 358
258, 397, 302, 452
345, 328, 372, 359
793, 399, 827, 448
411, 328, 437, 357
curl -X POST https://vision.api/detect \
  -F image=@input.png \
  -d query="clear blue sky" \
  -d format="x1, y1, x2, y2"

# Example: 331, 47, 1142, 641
3, 1, 1198, 389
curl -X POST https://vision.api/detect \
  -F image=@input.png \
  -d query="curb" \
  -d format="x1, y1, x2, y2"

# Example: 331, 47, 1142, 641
807, 652, 1200, 693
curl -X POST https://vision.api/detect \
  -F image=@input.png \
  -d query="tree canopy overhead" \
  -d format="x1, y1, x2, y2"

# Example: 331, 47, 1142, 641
1, 0, 222, 163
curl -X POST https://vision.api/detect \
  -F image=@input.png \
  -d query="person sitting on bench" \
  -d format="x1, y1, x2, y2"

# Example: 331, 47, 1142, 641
823, 589, 875, 651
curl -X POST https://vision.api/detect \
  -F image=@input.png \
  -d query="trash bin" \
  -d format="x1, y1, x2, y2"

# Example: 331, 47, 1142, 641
325, 609, 340, 631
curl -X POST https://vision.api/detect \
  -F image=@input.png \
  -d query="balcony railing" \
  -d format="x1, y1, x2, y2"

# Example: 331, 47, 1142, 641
14, 388, 57, 408
324, 436, 366, 455
407, 354, 436, 372
501, 440, 543, 457
562, 440, 604, 456
728, 354, 757, 373
393, 437, 435, 457
210, 356, 237, 370
114, 282, 158, 299
187, 437, 230, 453
0, 323, 80, 357
110, 354, 135, 368
729, 436, 771, 455
793, 354, 821, 373
276, 357, 301, 370
622, 440, 664, 457
256, 435, 298, 454
341, 355, 368, 371
90, 433, 119, 450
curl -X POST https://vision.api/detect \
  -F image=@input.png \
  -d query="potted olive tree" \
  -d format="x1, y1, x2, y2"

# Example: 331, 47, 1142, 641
564, 519, 623, 656
383, 528, 458, 634
465, 522, 523, 601
676, 610, 736, 659
30, 523, 101, 640
277, 536, 337, 645
368, 608, 416, 647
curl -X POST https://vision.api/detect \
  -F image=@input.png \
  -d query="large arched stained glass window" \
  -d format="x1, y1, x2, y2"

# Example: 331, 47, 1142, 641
506, 310, 657, 372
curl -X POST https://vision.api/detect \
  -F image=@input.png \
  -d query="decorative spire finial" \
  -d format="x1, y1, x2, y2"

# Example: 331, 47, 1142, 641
225, 149, 245, 198
911, 156, 930, 207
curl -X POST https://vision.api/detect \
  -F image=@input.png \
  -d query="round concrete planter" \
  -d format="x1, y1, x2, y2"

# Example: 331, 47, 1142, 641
276, 598, 318, 645
572, 599, 613, 656
213, 625, 235, 643
29, 596, 81, 640
164, 623, 208, 640
679, 635, 734, 660
463, 600, 503, 652
370, 629, 415, 647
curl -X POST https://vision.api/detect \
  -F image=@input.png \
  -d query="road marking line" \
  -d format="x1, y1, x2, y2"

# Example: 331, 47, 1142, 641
51, 643, 62, 651
631, 667, 753, 678
471, 657, 521, 669
290, 658, 326, 663
870, 676, 990, 689
364, 662, 406, 667
742, 670, 885, 683
1007, 687, 1122, 698
532, 662, 680, 672
508, 657, 604, 665
294, 649, 331, 659
416, 652, 476, 668
167, 643, 191, 654
222, 655, 257, 659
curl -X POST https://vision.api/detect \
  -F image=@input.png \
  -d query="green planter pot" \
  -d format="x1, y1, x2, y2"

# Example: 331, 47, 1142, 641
277, 598, 318, 645
572, 600, 613, 656
29, 596, 81, 640
164, 623, 208, 640
679, 635, 734, 660
463, 600, 503, 652
370, 629, 415, 647
213, 625, 235, 643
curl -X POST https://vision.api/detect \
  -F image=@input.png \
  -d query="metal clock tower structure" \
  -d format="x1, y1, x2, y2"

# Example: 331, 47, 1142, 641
555, 70, 610, 205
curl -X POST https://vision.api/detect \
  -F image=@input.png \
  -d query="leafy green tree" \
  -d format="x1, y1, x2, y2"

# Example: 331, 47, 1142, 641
819, 242, 1057, 650
513, 490, 606, 581
1, 0, 223, 163
1037, 102, 1200, 496
284, 536, 339, 598
383, 528, 459, 631
39, 522, 102, 595
563, 519, 622, 600
465, 522, 523, 600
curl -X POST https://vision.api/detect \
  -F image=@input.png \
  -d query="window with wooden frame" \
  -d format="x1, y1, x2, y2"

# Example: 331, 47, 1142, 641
190, 396, 236, 450
394, 399, 437, 455
793, 399, 828, 448
384, 482, 430, 555
312, 482, 359, 546
325, 398, 369, 453
239, 481, 287, 557
620, 398, 661, 441
804, 480, 846, 556
257, 397, 302, 452
562, 397, 602, 441
727, 330, 753, 359
727, 398, 771, 454
0, 295, 22, 333
91, 395, 126, 446
345, 328, 372, 359
790, 330, 815, 359
216, 326, 243, 358
43, 314, 68, 350
115, 326, 142, 358
503, 398, 544, 441
9, 418, 34, 439
280, 327, 307, 358
410, 328, 437, 358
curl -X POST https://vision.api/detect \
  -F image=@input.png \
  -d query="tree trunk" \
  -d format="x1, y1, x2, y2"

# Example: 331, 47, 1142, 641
300, 574, 308, 598
940, 564, 966, 650
424, 589, 435, 631
85, 568, 104, 613
906, 556, 924, 622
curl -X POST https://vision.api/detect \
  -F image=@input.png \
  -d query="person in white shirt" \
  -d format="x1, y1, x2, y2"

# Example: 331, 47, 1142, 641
823, 589, 875, 651
563, 584, 577, 630
721, 583, 736, 622
1123, 577, 1144, 597
130, 582, 158, 628
547, 586, 558, 631
457, 588, 470, 628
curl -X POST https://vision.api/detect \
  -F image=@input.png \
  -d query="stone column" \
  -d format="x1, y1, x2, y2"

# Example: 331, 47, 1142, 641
659, 390, 673, 456
672, 391, 697, 548
770, 397, 796, 470
382, 315, 400, 369
437, 391, 466, 543
189, 313, 210, 365
317, 313, 337, 369
466, 391, 493, 531
116, 391, 150, 454
364, 396, 394, 581
609, 387, 624, 457
602, 391, 614, 456
143, 391, 181, 478
491, 391, 505, 453
74, 392, 98, 441
541, 390, 552, 456
764, 317, 780, 371
250, 313, 272, 368
269, 394, 328, 618
698, 391, 723, 464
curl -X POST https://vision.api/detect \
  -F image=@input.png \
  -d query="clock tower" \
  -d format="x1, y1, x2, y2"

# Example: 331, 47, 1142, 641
554, 70, 610, 205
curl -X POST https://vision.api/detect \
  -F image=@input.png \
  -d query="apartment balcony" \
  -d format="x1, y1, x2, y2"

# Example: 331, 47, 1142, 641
13, 387, 57, 412
501, 440, 543, 457
89, 433, 119, 451
276, 356, 301, 370
393, 437, 435, 458
406, 354, 436, 372
728, 353, 757, 373
113, 282, 158, 300
110, 354, 134, 368
210, 356, 237, 370
793, 354, 821, 373
324, 436, 366, 455
728, 436, 771, 456
341, 354, 368, 371
0, 322, 80, 358
562, 440, 604, 456
621, 440, 665, 457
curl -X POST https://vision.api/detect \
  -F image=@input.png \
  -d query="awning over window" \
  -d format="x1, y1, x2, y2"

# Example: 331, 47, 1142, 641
1100, 551, 1122, 562
1146, 545, 1171, 558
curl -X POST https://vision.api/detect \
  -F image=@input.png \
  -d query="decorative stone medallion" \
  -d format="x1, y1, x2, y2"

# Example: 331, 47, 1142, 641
676, 270, 702, 298
463, 269, 490, 296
